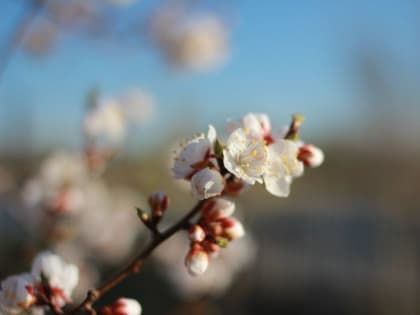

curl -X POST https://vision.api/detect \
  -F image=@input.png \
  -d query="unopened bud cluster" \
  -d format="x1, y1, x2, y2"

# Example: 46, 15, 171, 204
185, 198, 244, 276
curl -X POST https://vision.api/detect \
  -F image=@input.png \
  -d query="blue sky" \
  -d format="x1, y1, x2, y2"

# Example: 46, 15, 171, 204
0, 0, 419, 152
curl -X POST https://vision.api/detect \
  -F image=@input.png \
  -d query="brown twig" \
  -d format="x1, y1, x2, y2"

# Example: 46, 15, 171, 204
66, 199, 208, 315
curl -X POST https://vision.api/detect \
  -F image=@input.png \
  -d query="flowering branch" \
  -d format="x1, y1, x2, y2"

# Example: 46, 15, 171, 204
67, 199, 207, 315
1, 112, 324, 315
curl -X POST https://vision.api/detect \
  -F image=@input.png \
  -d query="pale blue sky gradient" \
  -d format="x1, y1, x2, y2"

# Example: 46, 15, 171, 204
0, 0, 419, 152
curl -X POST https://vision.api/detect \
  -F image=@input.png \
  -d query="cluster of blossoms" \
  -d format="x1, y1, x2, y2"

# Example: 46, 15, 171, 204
173, 113, 324, 200
0, 252, 78, 315
169, 113, 323, 275
0, 252, 142, 315
185, 198, 244, 276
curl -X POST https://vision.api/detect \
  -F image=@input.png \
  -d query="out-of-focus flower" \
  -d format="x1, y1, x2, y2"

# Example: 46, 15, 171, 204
190, 168, 224, 200
151, 6, 230, 71
298, 144, 324, 168
22, 152, 88, 215
185, 244, 209, 276
31, 251, 79, 306
100, 298, 142, 315
172, 125, 216, 180
84, 89, 155, 147
84, 99, 126, 144
263, 140, 304, 197
0, 274, 36, 315
77, 182, 146, 263
223, 128, 268, 184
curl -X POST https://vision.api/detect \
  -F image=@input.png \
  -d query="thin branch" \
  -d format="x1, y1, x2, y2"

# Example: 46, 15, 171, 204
0, 0, 43, 81
66, 199, 208, 315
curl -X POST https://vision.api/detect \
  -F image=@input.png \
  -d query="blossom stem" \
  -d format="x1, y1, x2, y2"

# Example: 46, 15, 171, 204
66, 199, 208, 315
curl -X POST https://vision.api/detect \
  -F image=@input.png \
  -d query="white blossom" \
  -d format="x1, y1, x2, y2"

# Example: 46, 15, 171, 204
263, 139, 304, 197
0, 274, 35, 315
227, 113, 271, 139
31, 252, 79, 305
172, 125, 216, 179
190, 168, 224, 200
223, 128, 268, 184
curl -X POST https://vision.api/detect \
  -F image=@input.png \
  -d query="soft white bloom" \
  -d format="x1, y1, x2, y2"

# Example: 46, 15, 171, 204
298, 144, 324, 168
190, 168, 224, 200
263, 140, 304, 197
172, 126, 216, 179
110, 298, 142, 315
227, 113, 271, 139
185, 247, 209, 276
84, 99, 126, 143
223, 128, 268, 184
0, 274, 35, 315
31, 252, 79, 304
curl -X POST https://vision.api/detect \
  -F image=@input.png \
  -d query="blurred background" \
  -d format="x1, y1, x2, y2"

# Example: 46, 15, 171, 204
1, 0, 420, 314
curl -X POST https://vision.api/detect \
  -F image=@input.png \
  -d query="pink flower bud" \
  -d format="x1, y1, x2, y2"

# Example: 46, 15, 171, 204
298, 144, 324, 168
202, 198, 235, 221
101, 298, 142, 315
220, 218, 245, 240
185, 246, 209, 276
188, 225, 206, 242
202, 241, 221, 258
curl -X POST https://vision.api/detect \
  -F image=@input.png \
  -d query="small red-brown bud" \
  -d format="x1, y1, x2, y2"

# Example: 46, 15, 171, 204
148, 192, 169, 218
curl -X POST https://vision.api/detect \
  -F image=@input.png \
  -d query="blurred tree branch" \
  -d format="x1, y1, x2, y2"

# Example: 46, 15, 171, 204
0, 0, 43, 81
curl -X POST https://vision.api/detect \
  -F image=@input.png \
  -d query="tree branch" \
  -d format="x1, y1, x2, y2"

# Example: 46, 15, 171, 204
0, 0, 43, 81
66, 199, 208, 315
